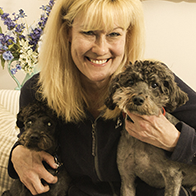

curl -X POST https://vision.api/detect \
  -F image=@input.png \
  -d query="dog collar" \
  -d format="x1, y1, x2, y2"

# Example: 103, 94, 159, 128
54, 154, 64, 174
162, 107, 166, 116
122, 112, 126, 118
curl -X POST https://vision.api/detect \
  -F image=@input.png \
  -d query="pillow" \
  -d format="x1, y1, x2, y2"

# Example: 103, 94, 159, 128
0, 104, 19, 195
0, 90, 20, 116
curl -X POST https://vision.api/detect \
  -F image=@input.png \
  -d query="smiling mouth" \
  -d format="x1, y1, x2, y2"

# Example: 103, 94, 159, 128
86, 57, 110, 65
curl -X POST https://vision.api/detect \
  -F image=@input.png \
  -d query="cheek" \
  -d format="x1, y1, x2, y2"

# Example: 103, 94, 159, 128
112, 38, 126, 57
71, 35, 92, 55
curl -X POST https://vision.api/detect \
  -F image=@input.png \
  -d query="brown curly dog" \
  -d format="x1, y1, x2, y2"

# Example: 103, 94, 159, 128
104, 60, 196, 196
2, 101, 70, 196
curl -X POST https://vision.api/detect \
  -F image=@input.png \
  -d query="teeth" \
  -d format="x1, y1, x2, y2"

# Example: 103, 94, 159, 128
89, 58, 108, 64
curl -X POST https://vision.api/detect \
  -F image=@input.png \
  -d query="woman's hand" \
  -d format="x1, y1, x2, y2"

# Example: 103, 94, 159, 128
11, 145, 58, 195
125, 111, 181, 151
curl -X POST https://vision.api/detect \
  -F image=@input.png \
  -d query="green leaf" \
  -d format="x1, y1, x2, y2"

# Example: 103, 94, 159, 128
0, 26, 2, 34
0, 55, 5, 69
0, 8, 3, 15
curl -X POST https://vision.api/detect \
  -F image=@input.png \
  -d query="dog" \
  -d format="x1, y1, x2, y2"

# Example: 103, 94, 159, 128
2, 101, 70, 196
104, 60, 196, 196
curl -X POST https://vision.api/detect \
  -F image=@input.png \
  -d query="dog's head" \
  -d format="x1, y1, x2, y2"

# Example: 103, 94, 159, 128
104, 60, 189, 117
17, 101, 59, 153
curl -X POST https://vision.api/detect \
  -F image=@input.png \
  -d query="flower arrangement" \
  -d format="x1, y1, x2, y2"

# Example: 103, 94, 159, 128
0, 0, 55, 75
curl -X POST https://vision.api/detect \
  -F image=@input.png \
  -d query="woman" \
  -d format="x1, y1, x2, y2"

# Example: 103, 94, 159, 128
8, 0, 196, 195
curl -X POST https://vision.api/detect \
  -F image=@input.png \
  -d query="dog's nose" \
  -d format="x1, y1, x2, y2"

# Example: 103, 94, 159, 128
132, 96, 145, 106
30, 133, 40, 142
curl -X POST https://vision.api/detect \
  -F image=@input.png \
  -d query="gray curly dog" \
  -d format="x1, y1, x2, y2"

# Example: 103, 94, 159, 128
104, 60, 196, 196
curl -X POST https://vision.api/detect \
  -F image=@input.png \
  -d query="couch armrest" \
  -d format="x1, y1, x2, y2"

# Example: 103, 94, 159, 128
0, 90, 20, 194
0, 90, 20, 116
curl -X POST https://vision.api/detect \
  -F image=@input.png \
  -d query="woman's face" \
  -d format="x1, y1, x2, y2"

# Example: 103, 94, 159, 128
69, 15, 127, 85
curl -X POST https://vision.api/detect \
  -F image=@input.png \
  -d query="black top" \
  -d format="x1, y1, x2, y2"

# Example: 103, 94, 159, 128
8, 73, 196, 196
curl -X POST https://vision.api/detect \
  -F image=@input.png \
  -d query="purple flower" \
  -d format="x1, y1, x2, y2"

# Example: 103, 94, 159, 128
11, 68, 17, 75
10, 64, 21, 74
16, 64, 21, 70
0, 0, 56, 68
0, 33, 15, 46
1, 12, 16, 30
2, 51, 14, 61
17, 9, 27, 18
0, 43, 8, 50
1, 13, 9, 20
15, 24, 25, 33
28, 27, 42, 51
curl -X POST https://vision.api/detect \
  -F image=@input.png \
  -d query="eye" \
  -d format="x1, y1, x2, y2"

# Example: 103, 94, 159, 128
151, 82, 158, 88
164, 81, 169, 88
47, 122, 52, 127
108, 32, 120, 37
26, 120, 33, 126
83, 31, 94, 36
126, 80, 134, 86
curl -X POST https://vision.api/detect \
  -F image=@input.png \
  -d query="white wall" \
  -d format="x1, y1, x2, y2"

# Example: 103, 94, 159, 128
0, 0, 196, 91
143, 0, 196, 91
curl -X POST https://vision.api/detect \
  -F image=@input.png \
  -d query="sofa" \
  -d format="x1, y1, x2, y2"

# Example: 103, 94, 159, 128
0, 89, 20, 195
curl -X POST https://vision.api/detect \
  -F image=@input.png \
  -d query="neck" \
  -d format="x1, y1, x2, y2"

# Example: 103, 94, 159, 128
81, 77, 109, 119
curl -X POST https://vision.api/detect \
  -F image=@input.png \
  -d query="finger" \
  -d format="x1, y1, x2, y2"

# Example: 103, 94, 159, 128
36, 158, 58, 184
21, 171, 50, 195
40, 151, 58, 170
40, 169, 58, 185
32, 179, 50, 195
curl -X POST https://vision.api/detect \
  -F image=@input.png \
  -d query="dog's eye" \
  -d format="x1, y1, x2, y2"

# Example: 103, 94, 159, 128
47, 122, 52, 126
151, 82, 158, 88
26, 121, 33, 126
126, 80, 134, 86
164, 81, 169, 88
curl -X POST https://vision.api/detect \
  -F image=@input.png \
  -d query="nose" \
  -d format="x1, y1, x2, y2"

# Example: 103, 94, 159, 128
132, 95, 145, 106
30, 133, 40, 142
92, 35, 109, 55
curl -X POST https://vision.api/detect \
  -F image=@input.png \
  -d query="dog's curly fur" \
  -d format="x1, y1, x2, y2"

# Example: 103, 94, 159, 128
104, 60, 196, 196
2, 101, 70, 196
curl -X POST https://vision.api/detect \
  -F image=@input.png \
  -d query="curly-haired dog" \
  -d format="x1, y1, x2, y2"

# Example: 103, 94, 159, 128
2, 101, 70, 196
104, 60, 196, 196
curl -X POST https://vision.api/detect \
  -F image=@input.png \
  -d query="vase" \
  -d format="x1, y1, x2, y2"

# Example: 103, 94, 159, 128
7, 59, 37, 90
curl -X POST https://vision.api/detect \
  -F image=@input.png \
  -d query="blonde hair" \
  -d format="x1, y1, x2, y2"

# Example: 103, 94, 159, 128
38, 0, 145, 122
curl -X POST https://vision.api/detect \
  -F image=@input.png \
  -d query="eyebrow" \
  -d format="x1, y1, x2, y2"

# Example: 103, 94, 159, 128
79, 26, 124, 31
112, 27, 124, 31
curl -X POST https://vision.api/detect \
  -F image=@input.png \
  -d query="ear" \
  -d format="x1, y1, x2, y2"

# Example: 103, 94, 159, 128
172, 86, 189, 108
165, 80, 189, 112
105, 75, 121, 110
104, 96, 116, 110
124, 61, 133, 69
16, 110, 25, 128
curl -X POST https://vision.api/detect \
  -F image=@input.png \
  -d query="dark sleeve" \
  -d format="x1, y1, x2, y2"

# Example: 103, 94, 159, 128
170, 74, 196, 164
8, 73, 40, 179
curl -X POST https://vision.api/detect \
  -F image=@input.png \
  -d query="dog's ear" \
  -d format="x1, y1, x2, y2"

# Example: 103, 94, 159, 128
105, 84, 119, 110
105, 96, 117, 110
16, 110, 25, 128
105, 76, 121, 110
124, 61, 133, 69
165, 79, 189, 112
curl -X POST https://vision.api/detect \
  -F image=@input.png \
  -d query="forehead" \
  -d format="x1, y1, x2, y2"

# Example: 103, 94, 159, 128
71, 2, 131, 32
73, 15, 124, 32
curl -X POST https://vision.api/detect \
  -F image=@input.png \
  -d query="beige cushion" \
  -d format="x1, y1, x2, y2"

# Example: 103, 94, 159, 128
0, 90, 20, 116
0, 90, 20, 195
